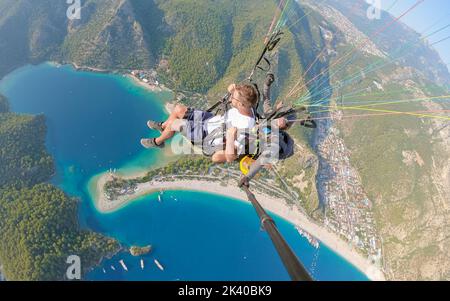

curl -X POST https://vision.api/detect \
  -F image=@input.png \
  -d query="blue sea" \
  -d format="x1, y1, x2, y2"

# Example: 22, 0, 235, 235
0, 63, 368, 281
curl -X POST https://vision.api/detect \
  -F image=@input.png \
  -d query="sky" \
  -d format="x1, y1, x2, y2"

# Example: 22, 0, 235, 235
380, 0, 450, 71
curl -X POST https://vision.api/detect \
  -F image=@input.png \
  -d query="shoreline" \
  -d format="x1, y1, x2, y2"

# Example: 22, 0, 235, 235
49, 61, 172, 94
93, 173, 385, 281
125, 74, 170, 93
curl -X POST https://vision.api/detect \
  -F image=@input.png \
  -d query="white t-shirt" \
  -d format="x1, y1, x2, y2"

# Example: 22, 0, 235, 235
206, 108, 255, 132
206, 108, 256, 146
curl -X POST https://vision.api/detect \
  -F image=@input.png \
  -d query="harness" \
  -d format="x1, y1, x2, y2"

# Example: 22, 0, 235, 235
199, 28, 315, 158
247, 29, 284, 82
206, 29, 283, 117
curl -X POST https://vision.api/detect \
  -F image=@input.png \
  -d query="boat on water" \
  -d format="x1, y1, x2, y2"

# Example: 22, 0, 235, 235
140, 259, 144, 270
102, 268, 106, 274
119, 260, 128, 272
295, 226, 320, 249
110, 265, 116, 271
157, 189, 164, 203
154, 259, 165, 271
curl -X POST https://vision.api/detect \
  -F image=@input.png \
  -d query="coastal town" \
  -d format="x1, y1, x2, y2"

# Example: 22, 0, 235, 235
129, 69, 165, 92
315, 108, 383, 267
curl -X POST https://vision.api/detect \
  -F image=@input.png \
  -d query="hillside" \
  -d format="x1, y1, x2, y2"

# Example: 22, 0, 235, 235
62, 0, 163, 70
0, 0, 449, 280
0, 0, 321, 95
323, 0, 450, 86
0, 184, 119, 281
0, 95, 119, 280
0, 0, 69, 77
0, 94, 8, 112
0, 112, 54, 187
302, 0, 450, 279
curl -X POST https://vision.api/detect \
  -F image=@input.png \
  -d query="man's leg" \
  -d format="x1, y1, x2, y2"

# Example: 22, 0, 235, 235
154, 118, 181, 145
142, 105, 188, 148
141, 119, 185, 148
211, 150, 227, 164
162, 104, 188, 129
147, 104, 188, 132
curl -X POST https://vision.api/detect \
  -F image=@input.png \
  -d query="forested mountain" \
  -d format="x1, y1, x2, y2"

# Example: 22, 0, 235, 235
0, 184, 118, 281
0, 0, 448, 90
62, 0, 162, 71
0, 94, 8, 113
0, 0, 69, 76
0, 0, 449, 280
0, 112, 54, 187
0, 95, 119, 280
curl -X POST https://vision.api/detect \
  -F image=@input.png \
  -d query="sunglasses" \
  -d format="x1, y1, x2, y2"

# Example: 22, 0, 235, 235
230, 93, 247, 106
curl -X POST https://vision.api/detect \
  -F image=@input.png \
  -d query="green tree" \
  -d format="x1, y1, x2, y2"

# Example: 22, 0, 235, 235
0, 94, 9, 113
0, 184, 118, 281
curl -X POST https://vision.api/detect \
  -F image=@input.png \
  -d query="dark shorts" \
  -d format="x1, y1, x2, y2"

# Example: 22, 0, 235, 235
181, 108, 214, 144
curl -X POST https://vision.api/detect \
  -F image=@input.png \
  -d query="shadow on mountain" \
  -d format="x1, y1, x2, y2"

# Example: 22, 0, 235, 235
287, 2, 333, 211
130, 0, 169, 62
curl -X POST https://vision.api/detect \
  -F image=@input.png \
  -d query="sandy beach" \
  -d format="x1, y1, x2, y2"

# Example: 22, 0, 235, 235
126, 74, 170, 93
60, 61, 170, 94
93, 172, 385, 281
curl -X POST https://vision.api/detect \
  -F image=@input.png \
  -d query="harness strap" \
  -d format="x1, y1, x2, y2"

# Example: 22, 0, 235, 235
265, 106, 317, 129
207, 93, 231, 114
248, 30, 284, 82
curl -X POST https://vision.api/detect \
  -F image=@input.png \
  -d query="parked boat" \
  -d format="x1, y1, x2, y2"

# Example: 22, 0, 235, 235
154, 259, 164, 271
119, 259, 128, 271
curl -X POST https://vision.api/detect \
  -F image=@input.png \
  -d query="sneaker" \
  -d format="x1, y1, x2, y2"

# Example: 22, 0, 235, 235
147, 120, 164, 132
140, 138, 165, 149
